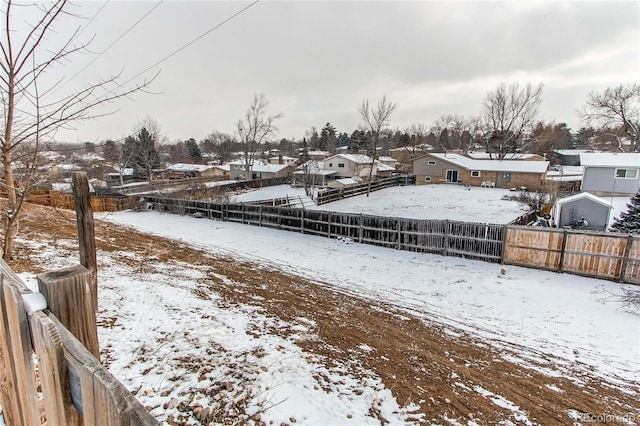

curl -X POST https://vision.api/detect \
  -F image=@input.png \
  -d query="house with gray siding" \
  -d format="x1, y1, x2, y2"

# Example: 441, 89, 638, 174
580, 153, 640, 196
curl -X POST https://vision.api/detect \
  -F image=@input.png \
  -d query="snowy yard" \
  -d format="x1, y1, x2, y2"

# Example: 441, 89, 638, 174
230, 184, 632, 226
11, 184, 640, 425
231, 184, 529, 223
23, 208, 629, 424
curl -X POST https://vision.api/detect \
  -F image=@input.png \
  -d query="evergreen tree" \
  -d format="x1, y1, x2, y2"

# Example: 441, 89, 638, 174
135, 127, 161, 181
185, 138, 202, 162
610, 190, 640, 234
319, 122, 338, 152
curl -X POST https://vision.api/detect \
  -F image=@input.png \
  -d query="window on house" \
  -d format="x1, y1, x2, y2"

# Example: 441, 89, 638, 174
425, 176, 431, 182
338, 163, 345, 168
329, 163, 333, 167
234, 165, 239, 169
615, 168, 638, 179
428, 160, 436, 165
471, 171, 481, 177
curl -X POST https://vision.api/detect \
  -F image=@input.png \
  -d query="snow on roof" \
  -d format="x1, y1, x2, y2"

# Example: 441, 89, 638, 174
376, 162, 396, 172
326, 154, 373, 164
378, 156, 398, 163
250, 163, 290, 173
166, 163, 214, 172
428, 153, 549, 173
294, 161, 337, 176
333, 177, 362, 185
555, 149, 595, 156
107, 167, 136, 177
579, 152, 640, 168
556, 192, 613, 208
466, 151, 541, 160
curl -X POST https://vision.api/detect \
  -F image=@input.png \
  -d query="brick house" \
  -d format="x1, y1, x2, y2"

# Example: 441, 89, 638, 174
412, 152, 549, 190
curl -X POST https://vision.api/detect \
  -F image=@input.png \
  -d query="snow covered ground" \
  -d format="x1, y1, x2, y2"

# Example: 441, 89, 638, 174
231, 184, 529, 223
229, 184, 631, 226
101, 211, 639, 388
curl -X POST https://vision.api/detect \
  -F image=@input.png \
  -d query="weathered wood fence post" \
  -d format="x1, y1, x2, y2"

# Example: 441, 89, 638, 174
73, 172, 98, 311
37, 266, 100, 359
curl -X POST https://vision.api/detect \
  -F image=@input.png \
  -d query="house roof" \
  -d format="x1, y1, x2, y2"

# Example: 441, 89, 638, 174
466, 151, 542, 160
325, 154, 373, 164
294, 160, 338, 176
378, 156, 398, 163
579, 152, 640, 168
167, 163, 215, 172
555, 192, 613, 208
423, 153, 549, 173
376, 162, 396, 172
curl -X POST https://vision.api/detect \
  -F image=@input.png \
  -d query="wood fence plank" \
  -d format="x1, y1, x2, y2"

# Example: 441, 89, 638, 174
0, 273, 26, 426
81, 365, 132, 426
30, 311, 81, 425
46, 315, 158, 425
2, 279, 40, 425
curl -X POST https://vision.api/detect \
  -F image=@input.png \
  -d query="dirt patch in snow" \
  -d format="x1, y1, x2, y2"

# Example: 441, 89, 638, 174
10, 203, 639, 425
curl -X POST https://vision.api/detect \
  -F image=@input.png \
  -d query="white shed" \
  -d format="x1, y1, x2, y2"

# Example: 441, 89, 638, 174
552, 192, 614, 231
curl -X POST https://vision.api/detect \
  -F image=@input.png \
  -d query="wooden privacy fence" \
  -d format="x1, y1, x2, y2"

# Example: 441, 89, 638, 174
0, 261, 159, 426
146, 196, 640, 284
504, 227, 640, 284
148, 196, 505, 264
316, 177, 399, 205
27, 190, 133, 212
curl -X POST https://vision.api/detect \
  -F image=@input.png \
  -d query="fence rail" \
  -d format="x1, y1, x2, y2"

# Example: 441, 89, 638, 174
146, 196, 640, 284
316, 177, 399, 205
0, 261, 159, 425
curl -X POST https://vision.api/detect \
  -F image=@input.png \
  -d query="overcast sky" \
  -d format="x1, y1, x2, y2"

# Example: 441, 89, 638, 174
18, 0, 640, 144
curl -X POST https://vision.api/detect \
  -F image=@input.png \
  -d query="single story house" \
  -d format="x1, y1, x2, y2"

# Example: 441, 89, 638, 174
551, 192, 614, 231
322, 154, 377, 180
412, 152, 549, 189
164, 163, 221, 179
228, 160, 293, 180
580, 152, 640, 197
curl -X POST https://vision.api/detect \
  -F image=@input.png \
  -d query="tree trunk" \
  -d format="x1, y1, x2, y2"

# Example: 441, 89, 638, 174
3, 71, 16, 262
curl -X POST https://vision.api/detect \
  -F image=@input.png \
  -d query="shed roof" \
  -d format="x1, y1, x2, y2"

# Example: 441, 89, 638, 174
555, 192, 613, 208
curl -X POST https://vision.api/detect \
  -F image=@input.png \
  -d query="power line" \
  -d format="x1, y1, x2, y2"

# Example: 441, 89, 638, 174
72, 0, 110, 43
58, 0, 164, 92
123, 0, 261, 86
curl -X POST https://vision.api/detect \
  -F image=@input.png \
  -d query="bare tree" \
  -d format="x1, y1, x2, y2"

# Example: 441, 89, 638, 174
579, 83, 640, 152
236, 93, 283, 180
405, 122, 429, 159
357, 95, 397, 196
201, 131, 237, 163
0, 0, 153, 260
481, 82, 543, 160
